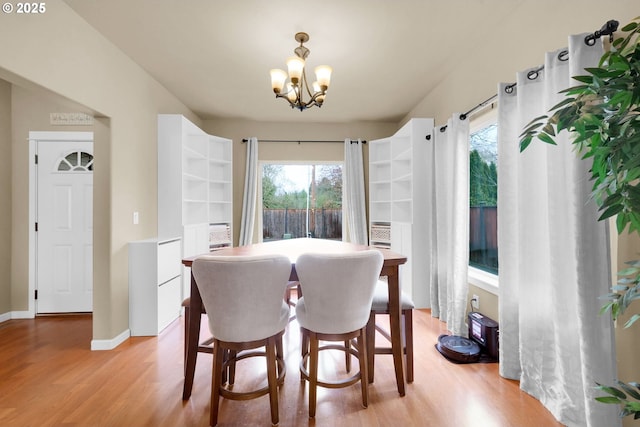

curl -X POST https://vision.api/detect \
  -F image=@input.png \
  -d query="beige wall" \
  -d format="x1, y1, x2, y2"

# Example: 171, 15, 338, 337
405, 3, 640, 126
613, 231, 640, 427
0, 80, 10, 315
0, 2, 196, 341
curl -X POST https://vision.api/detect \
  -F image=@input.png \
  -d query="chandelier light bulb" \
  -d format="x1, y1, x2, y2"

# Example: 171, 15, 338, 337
313, 82, 325, 103
314, 65, 332, 91
270, 69, 287, 93
286, 56, 305, 85
286, 83, 297, 103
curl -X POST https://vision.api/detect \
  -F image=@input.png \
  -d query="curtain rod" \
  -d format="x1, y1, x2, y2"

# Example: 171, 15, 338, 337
242, 138, 366, 144
452, 18, 619, 127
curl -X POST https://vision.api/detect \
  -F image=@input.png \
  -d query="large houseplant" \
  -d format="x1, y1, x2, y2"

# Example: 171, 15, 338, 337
520, 16, 640, 419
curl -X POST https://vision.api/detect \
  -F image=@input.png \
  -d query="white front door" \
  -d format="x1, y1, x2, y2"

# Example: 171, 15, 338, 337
36, 140, 93, 313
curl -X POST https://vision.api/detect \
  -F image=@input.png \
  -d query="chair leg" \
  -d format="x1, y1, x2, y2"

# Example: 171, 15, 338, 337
183, 305, 190, 374
344, 340, 351, 373
276, 335, 285, 380
300, 330, 310, 382
366, 312, 375, 383
357, 328, 369, 408
266, 336, 280, 425
211, 341, 225, 427
227, 350, 236, 385
404, 309, 414, 383
308, 332, 319, 418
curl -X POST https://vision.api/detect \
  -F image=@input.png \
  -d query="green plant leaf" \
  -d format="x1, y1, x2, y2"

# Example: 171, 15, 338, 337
602, 193, 623, 208
617, 267, 639, 276
599, 301, 616, 316
621, 22, 639, 31
541, 123, 556, 136
619, 382, 640, 400
618, 213, 632, 234
573, 75, 594, 84
600, 203, 624, 221
538, 133, 557, 145
596, 396, 623, 404
624, 314, 640, 328
597, 384, 628, 399
630, 213, 640, 233
627, 401, 640, 412
520, 136, 533, 152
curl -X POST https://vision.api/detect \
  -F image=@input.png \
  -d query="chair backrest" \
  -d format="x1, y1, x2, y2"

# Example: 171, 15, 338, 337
295, 250, 384, 334
192, 254, 292, 342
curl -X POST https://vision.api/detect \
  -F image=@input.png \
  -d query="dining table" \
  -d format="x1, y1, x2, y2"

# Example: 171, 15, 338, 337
181, 238, 408, 399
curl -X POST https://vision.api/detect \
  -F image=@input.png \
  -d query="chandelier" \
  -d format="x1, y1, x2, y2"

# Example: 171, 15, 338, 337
270, 32, 332, 111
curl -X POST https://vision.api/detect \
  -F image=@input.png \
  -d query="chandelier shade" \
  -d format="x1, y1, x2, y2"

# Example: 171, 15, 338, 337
270, 32, 332, 111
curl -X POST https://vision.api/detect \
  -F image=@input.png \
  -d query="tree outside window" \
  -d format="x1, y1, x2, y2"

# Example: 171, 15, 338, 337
261, 164, 342, 241
469, 123, 498, 274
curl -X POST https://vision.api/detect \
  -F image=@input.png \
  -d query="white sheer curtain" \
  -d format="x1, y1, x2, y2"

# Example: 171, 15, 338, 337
238, 137, 258, 246
497, 35, 619, 427
430, 115, 470, 336
343, 138, 368, 245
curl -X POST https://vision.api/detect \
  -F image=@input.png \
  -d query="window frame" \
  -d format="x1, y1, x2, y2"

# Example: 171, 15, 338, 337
468, 107, 499, 295
257, 160, 344, 243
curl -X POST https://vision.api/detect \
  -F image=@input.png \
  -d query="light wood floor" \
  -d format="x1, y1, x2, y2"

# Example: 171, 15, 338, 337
0, 310, 563, 427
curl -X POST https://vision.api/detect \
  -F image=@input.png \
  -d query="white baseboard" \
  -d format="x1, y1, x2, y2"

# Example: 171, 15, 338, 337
91, 329, 130, 351
10, 310, 35, 319
0, 311, 35, 323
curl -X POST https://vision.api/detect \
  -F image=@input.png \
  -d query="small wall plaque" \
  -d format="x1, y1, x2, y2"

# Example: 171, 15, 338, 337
50, 112, 94, 126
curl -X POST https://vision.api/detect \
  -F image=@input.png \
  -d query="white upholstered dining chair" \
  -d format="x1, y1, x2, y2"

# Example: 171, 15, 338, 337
191, 254, 291, 426
294, 250, 383, 418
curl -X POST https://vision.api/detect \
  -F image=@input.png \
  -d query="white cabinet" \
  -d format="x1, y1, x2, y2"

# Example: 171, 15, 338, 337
369, 118, 434, 308
129, 237, 182, 336
158, 114, 233, 297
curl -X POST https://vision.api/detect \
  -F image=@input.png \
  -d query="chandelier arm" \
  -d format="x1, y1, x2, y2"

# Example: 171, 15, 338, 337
301, 68, 314, 100
274, 92, 297, 109
301, 91, 325, 109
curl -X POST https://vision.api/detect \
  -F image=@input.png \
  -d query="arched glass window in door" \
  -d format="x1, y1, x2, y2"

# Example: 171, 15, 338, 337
57, 151, 94, 172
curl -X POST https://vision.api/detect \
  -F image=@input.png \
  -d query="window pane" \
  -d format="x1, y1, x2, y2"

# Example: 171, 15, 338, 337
469, 123, 498, 274
57, 151, 93, 172
262, 164, 342, 241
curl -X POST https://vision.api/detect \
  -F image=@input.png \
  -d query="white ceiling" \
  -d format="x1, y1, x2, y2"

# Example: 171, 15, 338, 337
61, 0, 616, 124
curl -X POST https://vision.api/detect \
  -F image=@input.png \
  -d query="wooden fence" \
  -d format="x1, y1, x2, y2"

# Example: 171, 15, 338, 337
263, 208, 342, 240
263, 206, 497, 272
469, 206, 498, 273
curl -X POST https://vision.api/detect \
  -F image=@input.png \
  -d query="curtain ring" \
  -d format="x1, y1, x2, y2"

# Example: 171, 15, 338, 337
527, 65, 544, 80
557, 50, 569, 62
584, 34, 597, 46
504, 83, 516, 94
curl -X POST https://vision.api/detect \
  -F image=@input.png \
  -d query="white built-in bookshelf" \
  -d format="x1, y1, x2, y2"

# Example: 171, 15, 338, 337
369, 118, 434, 307
157, 114, 233, 297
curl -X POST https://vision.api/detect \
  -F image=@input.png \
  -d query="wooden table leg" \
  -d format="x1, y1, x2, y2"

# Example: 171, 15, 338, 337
182, 272, 202, 400
387, 268, 406, 396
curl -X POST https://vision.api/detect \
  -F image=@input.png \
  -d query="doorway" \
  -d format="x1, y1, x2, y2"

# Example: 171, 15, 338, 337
29, 131, 94, 314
